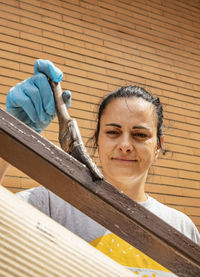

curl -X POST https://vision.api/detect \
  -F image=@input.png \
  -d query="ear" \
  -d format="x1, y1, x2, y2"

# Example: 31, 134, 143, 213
155, 135, 165, 158
160, 135, 165, 148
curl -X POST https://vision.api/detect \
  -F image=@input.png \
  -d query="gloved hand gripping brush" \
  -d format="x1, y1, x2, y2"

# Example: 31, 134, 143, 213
6, 59, 103, 180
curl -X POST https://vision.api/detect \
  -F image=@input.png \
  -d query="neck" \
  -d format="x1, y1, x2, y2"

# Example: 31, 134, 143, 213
105, 173, 148, 202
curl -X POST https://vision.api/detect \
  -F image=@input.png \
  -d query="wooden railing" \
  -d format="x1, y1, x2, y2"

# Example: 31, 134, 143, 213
0, 108, 200, 277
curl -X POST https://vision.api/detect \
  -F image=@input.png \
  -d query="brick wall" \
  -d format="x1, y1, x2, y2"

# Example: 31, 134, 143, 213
0, 0, 199, 231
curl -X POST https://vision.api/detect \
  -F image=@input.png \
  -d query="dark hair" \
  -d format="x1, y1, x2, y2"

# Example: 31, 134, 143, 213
91, 85, 165, 154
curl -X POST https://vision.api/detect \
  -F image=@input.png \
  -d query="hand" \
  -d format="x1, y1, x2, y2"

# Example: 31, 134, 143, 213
6, 59, 71, 133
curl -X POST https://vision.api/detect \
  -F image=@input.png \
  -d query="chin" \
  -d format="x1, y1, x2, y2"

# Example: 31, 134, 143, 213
105, 170, 137, 182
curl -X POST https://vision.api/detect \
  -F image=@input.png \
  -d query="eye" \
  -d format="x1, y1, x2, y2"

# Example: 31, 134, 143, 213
134, 133, 148, 138
106, 130, 119, 135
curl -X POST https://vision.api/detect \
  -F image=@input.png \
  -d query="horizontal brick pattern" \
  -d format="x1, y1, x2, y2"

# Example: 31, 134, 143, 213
0, 0, 199, 231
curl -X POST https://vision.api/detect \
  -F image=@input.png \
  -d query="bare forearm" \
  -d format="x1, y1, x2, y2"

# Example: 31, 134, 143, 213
0, 158, 10, 185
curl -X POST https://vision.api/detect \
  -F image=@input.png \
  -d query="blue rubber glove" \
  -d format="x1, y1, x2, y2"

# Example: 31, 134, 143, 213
6, 59, 71, 133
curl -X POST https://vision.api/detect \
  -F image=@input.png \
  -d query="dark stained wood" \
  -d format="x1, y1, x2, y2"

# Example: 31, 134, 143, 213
0, 108, 200, 277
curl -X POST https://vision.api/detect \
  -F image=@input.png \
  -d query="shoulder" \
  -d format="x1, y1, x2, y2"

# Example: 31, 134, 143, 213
17, 185, 48, 203
17, 185, 57, 215
143, 196, 200, 244
16, 186, 76, 225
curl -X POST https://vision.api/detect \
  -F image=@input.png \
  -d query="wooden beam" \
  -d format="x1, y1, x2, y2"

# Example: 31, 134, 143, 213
0, 108, 200, 277
0, 185, 136, 276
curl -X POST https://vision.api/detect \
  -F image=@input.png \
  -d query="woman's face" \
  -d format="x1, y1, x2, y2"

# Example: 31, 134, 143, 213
98, 97, 160, 188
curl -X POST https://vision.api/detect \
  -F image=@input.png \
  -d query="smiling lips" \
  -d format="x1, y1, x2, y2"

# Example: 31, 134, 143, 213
112, 157, 137, 162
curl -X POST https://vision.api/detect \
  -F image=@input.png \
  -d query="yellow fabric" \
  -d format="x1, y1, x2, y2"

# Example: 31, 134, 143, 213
90, 233, 170, 272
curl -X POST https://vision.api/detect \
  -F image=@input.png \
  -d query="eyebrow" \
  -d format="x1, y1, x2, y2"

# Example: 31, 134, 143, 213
105, 123, 121, 128
105, 123, 150, 131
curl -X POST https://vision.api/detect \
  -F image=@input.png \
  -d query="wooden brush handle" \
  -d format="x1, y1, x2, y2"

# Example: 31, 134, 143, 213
50, 81, 71, 123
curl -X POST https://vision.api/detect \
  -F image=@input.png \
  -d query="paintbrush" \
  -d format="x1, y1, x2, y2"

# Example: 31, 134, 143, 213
50, 81, 103, 180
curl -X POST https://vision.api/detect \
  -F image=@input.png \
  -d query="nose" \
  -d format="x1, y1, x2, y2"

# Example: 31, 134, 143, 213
118, 135, 134, 153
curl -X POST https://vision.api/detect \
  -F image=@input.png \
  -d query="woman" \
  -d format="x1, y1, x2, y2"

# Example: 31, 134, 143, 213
1, 60, 199, 276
